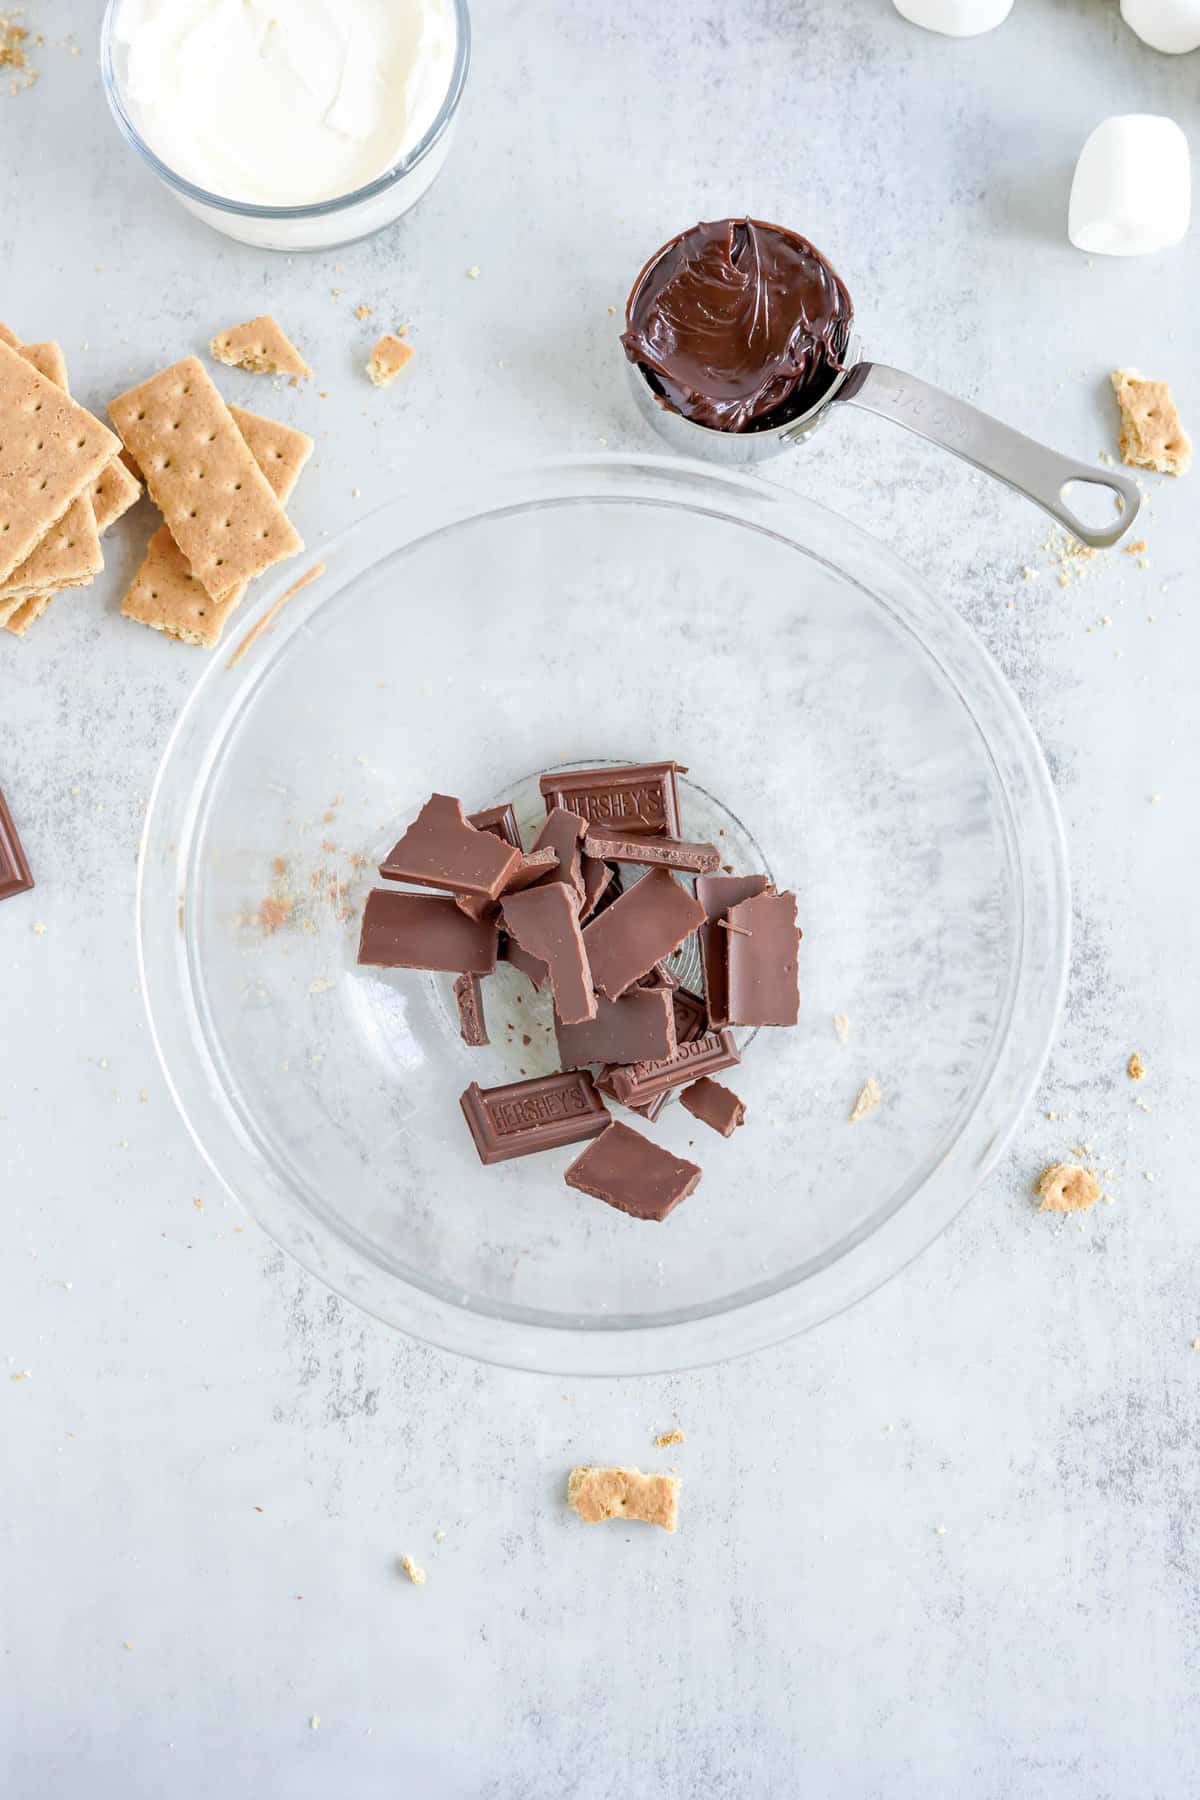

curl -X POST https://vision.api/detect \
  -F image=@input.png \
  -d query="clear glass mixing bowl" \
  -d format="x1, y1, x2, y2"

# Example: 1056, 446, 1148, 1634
138, 456, 1069, 1374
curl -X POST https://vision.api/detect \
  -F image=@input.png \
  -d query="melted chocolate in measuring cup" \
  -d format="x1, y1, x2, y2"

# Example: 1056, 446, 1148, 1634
622, 218, 854, 434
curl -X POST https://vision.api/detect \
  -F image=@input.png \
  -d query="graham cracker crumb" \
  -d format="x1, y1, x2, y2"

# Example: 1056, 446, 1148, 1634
833, 1011, 850, 1044
1123, 540, 1148, 555
259, 895, 293, 934
355, 304, 371, 320
1111, 369, 1191, 477
849, 1076, 881, 1123
1127, 1051, 1145, 1081
653, 1428, 686, 1448
1036, 1161, 1100, 1213
400, 1555, 426, 1586
211, 315, 311, 379
367, 333, 414, 388
567, 1465, 679, 1532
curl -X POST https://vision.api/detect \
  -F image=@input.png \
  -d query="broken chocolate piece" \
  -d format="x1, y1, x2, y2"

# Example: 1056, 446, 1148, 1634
680, 1076, 745, 1137
555, 986, 676, 1072
380, 793, 521, 900
639, 961, 679, 992
453, 973, 489, 1046
467, 802, 521, 849
539, 763, 686, 838
358, 889, 498, 974
695, 872, 770, 1028
502, 882, 596, 1025
501, 934, 549, 991
579, 854, 615, 920
461, 1071, 609, 1165
581, 867, 705, 1000
584, 829, 720, 874
671, 988, 708, 1043
529, 807, 588, 904
595, 1068, 670, 1124
0, 788, 34, 902
455, 846, 558, 922
725, 888, 801, 1026
564, 1121, 701, 1221
607, 1025, 740, 1109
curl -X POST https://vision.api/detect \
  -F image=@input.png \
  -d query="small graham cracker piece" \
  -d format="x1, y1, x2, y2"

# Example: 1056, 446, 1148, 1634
1110, 369, 1192, 477
0, 321, 19, 349
1036, 1162, 1100, 1213
120, 406, 313, 648
367, 334, 414, 388
110, 358, 303, 599
0, 336, 116, 588
211, 316, 311, 379
567, 1465, 679, 1532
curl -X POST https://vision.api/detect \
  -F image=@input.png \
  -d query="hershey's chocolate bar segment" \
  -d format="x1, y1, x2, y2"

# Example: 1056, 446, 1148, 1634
581, 867, 705, 1000
695, 872, 770, 1028
529, 807, 587, 904
358, 889, 499, 974
671, 988, 708, 1044
0, 788, 34, 902
564, 1122, 701, 1221
680, 1076, 746, 1137
555, 986, 676, 1072
468, 802, 522, 850
584, 829, 720, 874
501, 882, 596, 1025
453, 973, 489, 1047
725, 888, 801, 1026
380, 793, 522, 900
539, 762, 686, 838
461, 1071, 609, 1166
607, 1025, 740, 1108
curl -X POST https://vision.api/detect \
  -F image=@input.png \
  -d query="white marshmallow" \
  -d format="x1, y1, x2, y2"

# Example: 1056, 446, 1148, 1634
891, 0, 1013, 34
1068, 115, 1191, 256
1121, 0, 1200, 54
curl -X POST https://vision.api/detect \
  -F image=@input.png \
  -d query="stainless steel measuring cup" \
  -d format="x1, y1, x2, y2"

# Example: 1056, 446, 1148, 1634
626, 348, 1140, 551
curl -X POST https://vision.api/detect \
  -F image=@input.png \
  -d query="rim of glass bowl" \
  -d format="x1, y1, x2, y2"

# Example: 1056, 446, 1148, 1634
100, 0, 472, 222
137, 455, 1070, 1378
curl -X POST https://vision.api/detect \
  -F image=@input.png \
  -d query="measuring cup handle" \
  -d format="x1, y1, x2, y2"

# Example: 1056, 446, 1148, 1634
835, 362, 1140, 550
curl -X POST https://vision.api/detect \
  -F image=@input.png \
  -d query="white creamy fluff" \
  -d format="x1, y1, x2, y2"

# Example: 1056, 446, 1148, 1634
1068, 115, 1191, 256
1120, 0, 1200, 53
891, 0, 1014, 36
116, 0, 457, 207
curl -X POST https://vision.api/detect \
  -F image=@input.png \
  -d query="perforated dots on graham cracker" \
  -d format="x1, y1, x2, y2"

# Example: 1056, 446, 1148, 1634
1111, 369, 1192, 478
211, 316, 311, 379
109, 357, 303, 600
0, 339, 104, 611
0, 337, 117, 587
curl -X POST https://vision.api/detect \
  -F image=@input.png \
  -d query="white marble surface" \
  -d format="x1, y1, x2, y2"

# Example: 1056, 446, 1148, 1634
3, 2, 1198, 1793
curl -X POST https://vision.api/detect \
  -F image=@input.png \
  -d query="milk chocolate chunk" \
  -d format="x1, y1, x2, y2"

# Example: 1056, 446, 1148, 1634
595, 1068, 670, 1124
461, 1070, 609, 1166
695, 873, 771, 1028
555, 986, 676, 1072
680, 1077, 746, 1137
579, 855, 616, 920
670, 988, 708, 1044
453, 973, 489, 1047
455, 847, 558, 923
529, 807, 588, 904
564, 1122, 701, 1222
622, 218, 854, 433
502, 882, 596, 1025
0, 788, 34, 902
581, 867, 705, 1001
584, 829, 720, 875
358, 889, 498, 974
607, 1026, 740, 1109
468, 802, 521, 849
501, 934, 549, 991
539, 763, 686, 838
725, 889, 801, 1026
380, 793, 521, 900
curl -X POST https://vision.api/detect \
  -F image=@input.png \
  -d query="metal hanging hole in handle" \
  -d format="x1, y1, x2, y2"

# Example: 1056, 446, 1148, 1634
834, 363, 1141, 550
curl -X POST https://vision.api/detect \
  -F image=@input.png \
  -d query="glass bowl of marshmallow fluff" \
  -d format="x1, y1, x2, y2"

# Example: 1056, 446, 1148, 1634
101, 0, 471, 251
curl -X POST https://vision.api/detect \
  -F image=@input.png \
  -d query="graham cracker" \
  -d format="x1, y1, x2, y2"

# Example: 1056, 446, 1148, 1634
0, 336, 116, 587
211, 316, 311, 379
1111, 369, 1192, 477
367, 334, 414, 388
109, 357, 303, 600
120, 407, 313, 649
91, 456, 142, 535
0, 321, 19, 348
567, 1465, 679, 1532
0, 340, 104, 611
4, 588, 59, 637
